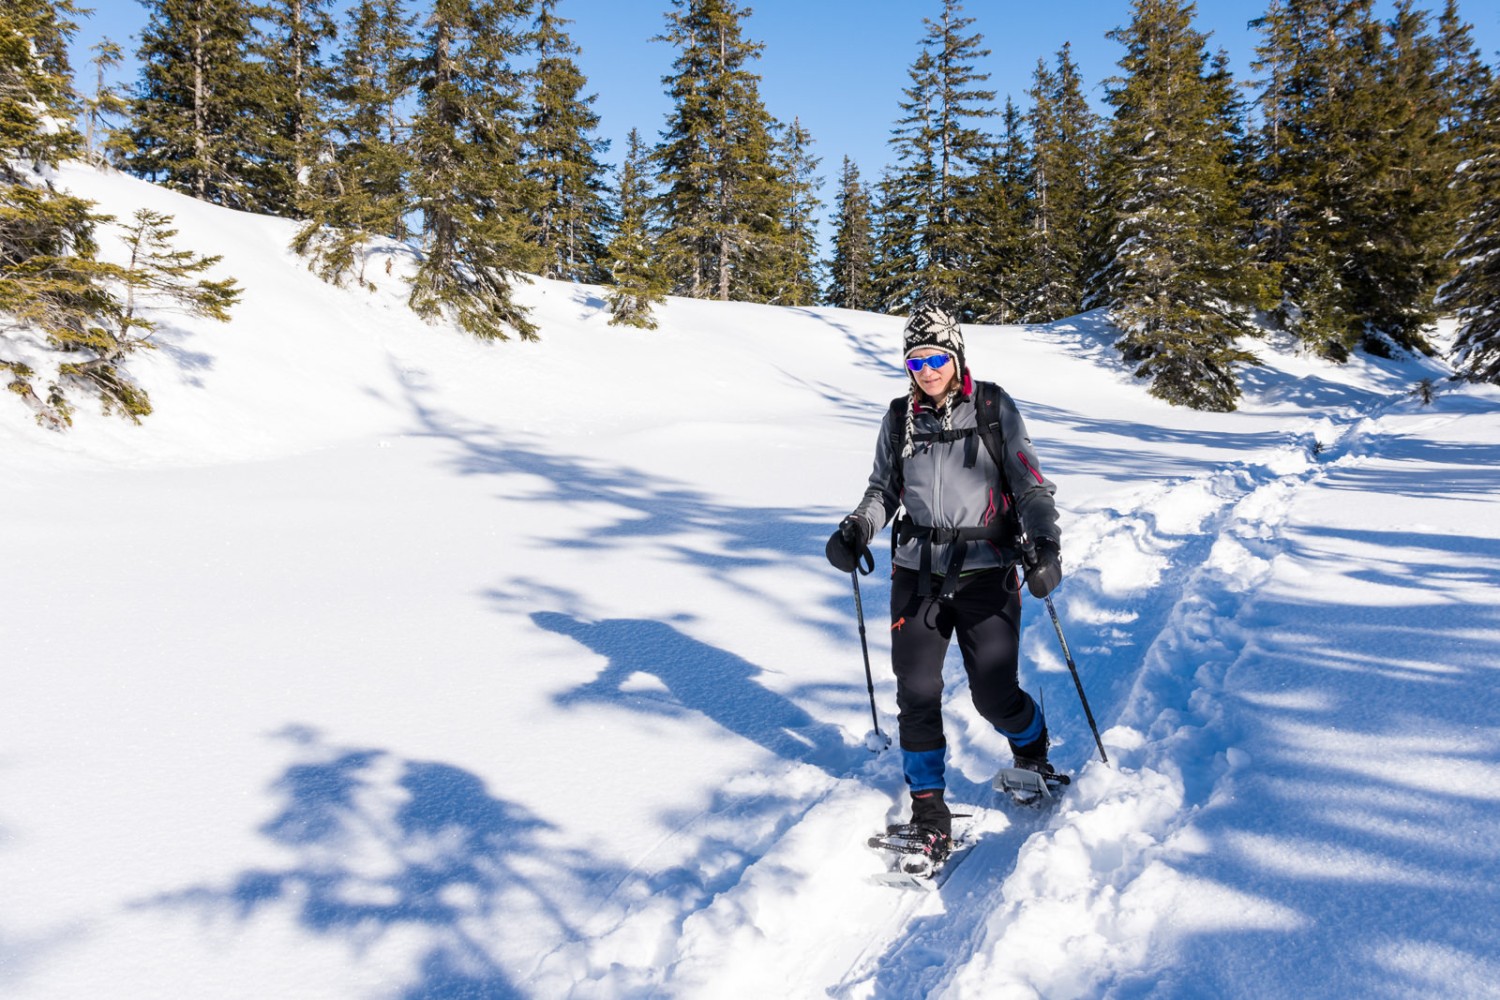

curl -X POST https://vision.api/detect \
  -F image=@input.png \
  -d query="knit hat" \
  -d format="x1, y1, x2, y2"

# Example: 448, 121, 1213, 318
903, 302, 965, 384
900, 302, 965, 458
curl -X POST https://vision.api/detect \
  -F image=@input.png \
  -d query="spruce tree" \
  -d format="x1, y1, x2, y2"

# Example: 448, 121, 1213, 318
405, 0, 543, 341
1095, 0, 1261, 411
763, 117, 822, 306
63, 209, 241, 422
1022, 44, 1099, 322
1444, 72, 1500, 383
524, 0, 612, 283
653, 0, 784, 302
0, 0, 239, 427
1337, 1, 1450, 356
884, 0, 994, 315
824, 156, 876, 311
292, 0, 413, 288
603, 128, 669, 328
869, 168, 922, 314
83, 39, 127, 166
1, 0, 113, 427
969, 98, 1030, 323
116, 0, 282, 212
258, 0, 339, 217
1247, 0, 1454, 360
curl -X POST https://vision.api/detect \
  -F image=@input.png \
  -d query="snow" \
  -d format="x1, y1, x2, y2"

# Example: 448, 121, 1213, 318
3, 164, 1498, 999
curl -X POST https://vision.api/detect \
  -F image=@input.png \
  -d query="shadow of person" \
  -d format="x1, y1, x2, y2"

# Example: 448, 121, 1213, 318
536, 612, 853, 777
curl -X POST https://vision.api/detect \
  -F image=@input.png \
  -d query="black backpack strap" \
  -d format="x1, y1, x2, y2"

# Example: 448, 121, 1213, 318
974, 381, 1028, 557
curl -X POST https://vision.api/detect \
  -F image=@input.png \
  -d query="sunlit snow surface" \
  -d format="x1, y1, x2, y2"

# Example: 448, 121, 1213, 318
2, 164, 1496, 999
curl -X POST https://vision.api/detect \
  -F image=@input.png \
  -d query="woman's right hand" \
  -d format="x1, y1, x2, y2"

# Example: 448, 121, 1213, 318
825, 515, 870, 573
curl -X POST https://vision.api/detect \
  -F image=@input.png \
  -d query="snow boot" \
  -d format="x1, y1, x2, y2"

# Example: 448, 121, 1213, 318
908, 787, 952, 838
1010, 728, 1057, 779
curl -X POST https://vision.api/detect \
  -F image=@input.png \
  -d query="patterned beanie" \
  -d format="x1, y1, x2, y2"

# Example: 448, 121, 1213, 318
901, 303, 965, 458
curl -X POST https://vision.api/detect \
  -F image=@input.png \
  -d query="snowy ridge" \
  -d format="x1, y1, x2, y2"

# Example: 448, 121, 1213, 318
3, 166, 1498, 999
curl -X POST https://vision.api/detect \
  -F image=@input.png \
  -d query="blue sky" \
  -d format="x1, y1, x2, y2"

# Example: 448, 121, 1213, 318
70, 1, 1499, 199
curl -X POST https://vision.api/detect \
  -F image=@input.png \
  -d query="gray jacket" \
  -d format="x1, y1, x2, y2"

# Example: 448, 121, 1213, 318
852, 379, 1059, 578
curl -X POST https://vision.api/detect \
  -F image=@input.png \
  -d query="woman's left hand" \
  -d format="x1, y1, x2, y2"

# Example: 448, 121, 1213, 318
1025, 539, 1062, 598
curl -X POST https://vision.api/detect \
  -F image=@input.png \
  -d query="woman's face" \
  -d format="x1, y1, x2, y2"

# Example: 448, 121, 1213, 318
907, 347, 957, 399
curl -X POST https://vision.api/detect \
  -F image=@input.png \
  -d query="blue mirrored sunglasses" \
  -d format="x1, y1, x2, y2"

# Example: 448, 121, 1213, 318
905, 354, 952, 373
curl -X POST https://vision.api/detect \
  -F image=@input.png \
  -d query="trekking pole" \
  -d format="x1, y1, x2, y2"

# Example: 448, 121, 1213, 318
1042, 594, 1109, 764
849, 546, 890, 752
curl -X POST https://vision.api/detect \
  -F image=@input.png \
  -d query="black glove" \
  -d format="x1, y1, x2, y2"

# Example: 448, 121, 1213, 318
825, 515, 870, 573
1024, 538, 1063, 599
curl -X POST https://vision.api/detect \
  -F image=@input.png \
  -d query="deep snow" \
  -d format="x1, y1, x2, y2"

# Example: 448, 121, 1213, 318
2, 165, 1497, 999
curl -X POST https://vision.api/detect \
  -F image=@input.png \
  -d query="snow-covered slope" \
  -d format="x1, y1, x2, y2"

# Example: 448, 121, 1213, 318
2, 165, 1497, 999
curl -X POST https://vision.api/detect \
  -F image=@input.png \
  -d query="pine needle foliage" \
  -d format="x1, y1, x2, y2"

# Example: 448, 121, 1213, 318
603, 128, 669, 328
405, 0, 543, 341
292, 0, 413, 289
652, 0, 785, 303
1444, 72, 1500, 383
524, 0, 613, 283
1095, 0, 1263, 412
824, 156, 877, 311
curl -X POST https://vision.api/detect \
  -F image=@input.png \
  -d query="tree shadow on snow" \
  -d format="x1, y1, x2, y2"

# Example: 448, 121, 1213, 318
137, 727, 625, 999
1102, 514, 1500, 998
536, 611, 855, 778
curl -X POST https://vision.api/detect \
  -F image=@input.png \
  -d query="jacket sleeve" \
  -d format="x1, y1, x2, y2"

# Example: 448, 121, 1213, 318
997, 389, 1060, 547
850, 404, 902, 540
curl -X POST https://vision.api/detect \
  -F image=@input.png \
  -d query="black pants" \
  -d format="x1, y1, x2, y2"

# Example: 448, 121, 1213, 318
890, 566, 1039, 755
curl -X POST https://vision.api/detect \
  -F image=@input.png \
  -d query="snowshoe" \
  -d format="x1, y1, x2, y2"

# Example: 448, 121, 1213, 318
867, 822, 969, 890
993, 760, 1070, 806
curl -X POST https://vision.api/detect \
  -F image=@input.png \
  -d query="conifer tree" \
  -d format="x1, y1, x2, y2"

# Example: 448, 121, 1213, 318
524, 0, 612, 283
1, 0, 113, 427
1022, 44, 1099, 322
763, 117, 822, 305
969, 98, 1031, 323
1444, 72, 1500, 383
1, 0, 239, 427
83, 39, 127, 166
825, 156, 876, 311
1095, 0, 1261, 411
62, 208, 241, 421
870, 167, 922, 314
1337, 1, 1451, 355
292, 0, 413, 288
884, 0, 994, 315
405, 0, 543, 341
653, 0, 784, 302
259, 0, 339, 216
116, 0, 282, 212
1247, 0, 1453, 360
603, 128, 669, 328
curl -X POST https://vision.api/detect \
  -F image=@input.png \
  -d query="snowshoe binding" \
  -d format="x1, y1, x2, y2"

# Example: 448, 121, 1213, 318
867, 823, 961, 889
